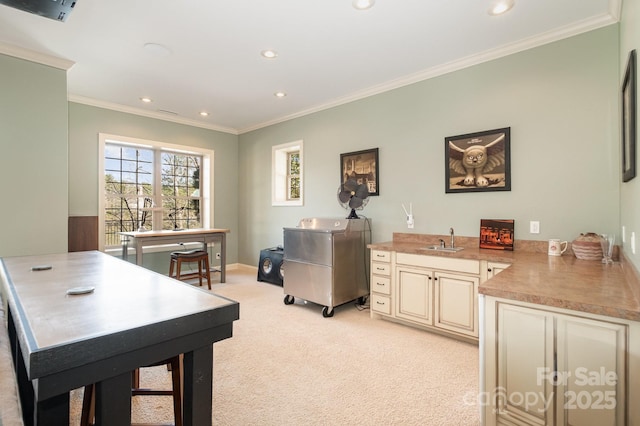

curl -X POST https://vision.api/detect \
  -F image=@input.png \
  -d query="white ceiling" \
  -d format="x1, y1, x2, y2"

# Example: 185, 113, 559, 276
0, 0, 620, 134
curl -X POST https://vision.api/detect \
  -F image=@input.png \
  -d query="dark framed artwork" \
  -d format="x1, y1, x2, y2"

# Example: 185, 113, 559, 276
480, 219, 514, 251
622, 49, 636, 183
340, 148, 379, 196
445, 127, 511, 193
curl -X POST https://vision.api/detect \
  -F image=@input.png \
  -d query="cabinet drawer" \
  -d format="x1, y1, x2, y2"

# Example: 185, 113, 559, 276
371, 275, 391, 295
396, 252, 480, 275
371, 262, 391, 276
371, 250, 391, 263
371, 294, 391, 315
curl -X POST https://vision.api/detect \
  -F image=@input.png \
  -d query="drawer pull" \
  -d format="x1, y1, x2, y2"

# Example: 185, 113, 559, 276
376, 282, 385, 286
376, 254, 386, 257
376, 301, 386, 305
376, 267, 385, 270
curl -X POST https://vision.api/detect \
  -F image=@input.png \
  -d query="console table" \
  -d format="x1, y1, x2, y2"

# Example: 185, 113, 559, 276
120, 228, 230, 283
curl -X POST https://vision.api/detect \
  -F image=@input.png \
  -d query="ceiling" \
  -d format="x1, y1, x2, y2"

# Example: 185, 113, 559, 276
0, 0, 620, 134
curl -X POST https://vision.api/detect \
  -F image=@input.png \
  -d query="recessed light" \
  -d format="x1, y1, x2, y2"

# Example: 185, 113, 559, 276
143, 43, 172, 57
261, 50, 278, 59
488, 0, 514, 15
140, 97, 152, 103
199, 111, 209, 117
274, 92, 287, 98
353, 0, 375, 10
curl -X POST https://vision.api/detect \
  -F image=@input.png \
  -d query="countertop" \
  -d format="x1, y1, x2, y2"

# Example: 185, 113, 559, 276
369, 233, 640, 322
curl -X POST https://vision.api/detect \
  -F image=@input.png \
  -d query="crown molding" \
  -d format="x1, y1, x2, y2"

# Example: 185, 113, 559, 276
68, 95, 239, 135
239, 12, 618, 134
609, 0, 622, 21
0, 41, 74, 70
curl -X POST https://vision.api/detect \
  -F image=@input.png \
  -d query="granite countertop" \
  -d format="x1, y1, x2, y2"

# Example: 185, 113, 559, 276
369, 233, 640, 322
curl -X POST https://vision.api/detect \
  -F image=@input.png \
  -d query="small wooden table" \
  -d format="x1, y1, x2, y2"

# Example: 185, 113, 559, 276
120, 228, 230, 283
0, 251, 239, 426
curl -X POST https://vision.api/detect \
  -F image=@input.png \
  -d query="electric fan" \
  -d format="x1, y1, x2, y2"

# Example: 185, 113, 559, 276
337, 179, 370, 219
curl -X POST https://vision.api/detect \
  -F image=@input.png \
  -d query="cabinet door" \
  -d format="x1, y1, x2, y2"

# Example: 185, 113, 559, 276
555, 316, 626, 426
395, 266, 432, 325
434, 272, 479, 337
496, 303, 555, 426
487, 261, 510, 279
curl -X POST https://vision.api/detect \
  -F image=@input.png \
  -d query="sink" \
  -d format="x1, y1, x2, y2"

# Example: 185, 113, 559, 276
422, 245, 465, 252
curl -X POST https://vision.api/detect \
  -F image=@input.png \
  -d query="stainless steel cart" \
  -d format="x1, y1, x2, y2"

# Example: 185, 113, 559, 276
283, 217, 371, 317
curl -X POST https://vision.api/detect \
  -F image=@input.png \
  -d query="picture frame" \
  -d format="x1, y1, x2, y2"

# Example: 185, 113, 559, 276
622, 49, 637, 183
480, 219, 514, 251
445, 127, 511, 193
340, 148, 379, 196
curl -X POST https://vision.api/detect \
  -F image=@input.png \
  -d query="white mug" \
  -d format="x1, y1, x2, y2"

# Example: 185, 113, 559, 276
548, 239, 568, 256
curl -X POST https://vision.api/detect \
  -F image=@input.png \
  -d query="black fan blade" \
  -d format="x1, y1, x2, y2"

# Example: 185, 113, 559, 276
338, 190, 352, 203
355, 184, 369, 199
349, 197, 364, 209
343, 179, 358, 192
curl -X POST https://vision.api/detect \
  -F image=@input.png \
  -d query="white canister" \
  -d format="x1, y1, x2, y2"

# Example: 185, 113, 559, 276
548, 239, 568, 256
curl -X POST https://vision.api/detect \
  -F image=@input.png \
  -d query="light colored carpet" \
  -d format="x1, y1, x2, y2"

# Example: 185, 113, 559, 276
70, 266, 480, 425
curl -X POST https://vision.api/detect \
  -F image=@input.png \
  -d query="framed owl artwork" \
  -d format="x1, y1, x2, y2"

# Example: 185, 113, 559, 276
445, 127, 511, 193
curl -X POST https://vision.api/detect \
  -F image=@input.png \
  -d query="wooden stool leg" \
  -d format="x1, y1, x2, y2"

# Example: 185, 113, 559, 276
80, 384, 95, 426
132, 368, 140, 388
169, 258, 176, 278
176, 258, 182, 280
197, 257, 203, 287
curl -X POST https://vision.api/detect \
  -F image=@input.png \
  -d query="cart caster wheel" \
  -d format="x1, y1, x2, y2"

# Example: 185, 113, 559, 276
357, 296, 367, 305
322, 306, 334, 318
284, 295, 295, 305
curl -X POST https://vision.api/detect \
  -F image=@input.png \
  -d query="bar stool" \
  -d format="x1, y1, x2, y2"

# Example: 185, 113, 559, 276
80, 356, 182, 426
169, 249, 212, 289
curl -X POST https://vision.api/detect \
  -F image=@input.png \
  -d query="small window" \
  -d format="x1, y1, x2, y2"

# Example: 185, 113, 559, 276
273, 141, 303, 206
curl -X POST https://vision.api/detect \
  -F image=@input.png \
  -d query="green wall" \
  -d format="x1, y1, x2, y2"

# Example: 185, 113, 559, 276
620, 0, 640, 272
0, 55, 68, 256
67, 103, 240, 265
1, 22, 631, 274
237, 26, 620, 266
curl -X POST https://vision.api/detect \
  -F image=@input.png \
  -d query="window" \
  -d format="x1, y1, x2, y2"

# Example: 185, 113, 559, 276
287, 151, 301, 200
273, 140, 303, 206
99, 134, 214, 250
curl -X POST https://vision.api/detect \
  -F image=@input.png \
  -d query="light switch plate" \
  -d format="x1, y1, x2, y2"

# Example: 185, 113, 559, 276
529, 221, 540, 234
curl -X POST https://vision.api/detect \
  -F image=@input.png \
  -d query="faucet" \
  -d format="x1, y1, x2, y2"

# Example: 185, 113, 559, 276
450, 227, 455, 248
439, 239, 446, 248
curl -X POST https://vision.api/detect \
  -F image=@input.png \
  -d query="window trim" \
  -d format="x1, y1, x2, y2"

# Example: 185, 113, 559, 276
272, 140, 303, 206
98, 133, 214, 251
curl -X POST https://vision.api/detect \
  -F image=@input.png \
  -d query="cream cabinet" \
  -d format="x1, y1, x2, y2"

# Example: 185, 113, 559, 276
395, 265, 433, 325
482, 297, 629, 426
434, 271, 480, 337
370, 250, 483, 340
370, 250, 392, 316
487, 261, 510, 279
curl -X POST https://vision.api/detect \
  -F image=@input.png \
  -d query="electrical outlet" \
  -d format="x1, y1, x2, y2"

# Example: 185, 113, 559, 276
216, 252, 221, 259
622, 226, 626, 243
632, 232, 636, 255
529, 221, 540, 234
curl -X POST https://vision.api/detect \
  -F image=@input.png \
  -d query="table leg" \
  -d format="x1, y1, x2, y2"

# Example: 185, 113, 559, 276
94, 372, 131, 426
34, 393, 69, 426
220, 233, 226, 283
182, 346, 213, 426
135, 242, 143, 266
121, 238, 128, 261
